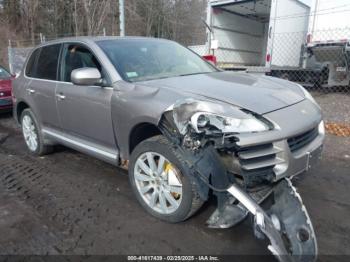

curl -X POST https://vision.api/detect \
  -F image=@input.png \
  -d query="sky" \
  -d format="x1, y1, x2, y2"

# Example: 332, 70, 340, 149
309, 0, 350, 31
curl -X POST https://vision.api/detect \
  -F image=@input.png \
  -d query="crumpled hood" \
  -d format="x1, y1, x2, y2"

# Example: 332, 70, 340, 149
139, 71, 305, 115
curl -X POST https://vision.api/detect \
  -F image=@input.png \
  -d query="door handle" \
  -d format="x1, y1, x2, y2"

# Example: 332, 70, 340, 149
26, 88, 35, 94
56, 93, 66, 100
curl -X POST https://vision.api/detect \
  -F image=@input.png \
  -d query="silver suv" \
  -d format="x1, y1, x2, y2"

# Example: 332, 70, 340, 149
13, 37, 324, 259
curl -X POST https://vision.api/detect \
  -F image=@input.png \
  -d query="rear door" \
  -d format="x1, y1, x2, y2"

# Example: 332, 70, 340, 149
24, 44, 61, 128
55, 43, 115, 148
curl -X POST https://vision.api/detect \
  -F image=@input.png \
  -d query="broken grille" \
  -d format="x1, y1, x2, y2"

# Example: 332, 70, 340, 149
287, 127, 319, 153
238, 143, 283, 171
237, 143, 283, 186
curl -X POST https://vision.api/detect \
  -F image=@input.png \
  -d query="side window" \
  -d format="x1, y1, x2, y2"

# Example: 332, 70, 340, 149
25, 48, 40, 77
35, 44, 61, 80
61, 44, 102, 82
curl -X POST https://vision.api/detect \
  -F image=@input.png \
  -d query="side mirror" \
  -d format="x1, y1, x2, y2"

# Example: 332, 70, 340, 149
71, 67, 102, 86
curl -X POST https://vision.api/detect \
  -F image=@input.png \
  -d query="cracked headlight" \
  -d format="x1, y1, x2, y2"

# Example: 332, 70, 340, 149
172, 98, 272, 135
190, 112, 269, 134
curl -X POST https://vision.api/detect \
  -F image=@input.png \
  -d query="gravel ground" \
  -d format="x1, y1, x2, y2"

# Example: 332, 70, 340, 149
312, 92, 350, 124
0, 92, 349, 261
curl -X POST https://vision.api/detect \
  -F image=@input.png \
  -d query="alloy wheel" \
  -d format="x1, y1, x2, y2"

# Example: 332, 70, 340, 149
133, 152, 183, 214
22, 115, 38, 152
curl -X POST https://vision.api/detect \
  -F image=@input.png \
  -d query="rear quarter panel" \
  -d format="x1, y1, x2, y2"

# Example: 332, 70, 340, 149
12, 74, 39, 123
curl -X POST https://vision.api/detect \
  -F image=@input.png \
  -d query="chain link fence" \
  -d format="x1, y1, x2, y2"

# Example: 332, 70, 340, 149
8, 46, 32, 76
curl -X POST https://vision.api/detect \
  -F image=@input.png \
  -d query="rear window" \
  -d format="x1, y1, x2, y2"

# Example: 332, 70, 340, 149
0, 66, 11, 79
25, 49, 40, 77
33, 44, 61, 80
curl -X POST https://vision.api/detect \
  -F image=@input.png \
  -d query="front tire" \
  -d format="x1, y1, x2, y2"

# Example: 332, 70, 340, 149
129, 135, 203, 223
21, 108, 52, 156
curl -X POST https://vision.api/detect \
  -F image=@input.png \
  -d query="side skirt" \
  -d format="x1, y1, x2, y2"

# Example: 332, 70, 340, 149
42, 128, 119, 166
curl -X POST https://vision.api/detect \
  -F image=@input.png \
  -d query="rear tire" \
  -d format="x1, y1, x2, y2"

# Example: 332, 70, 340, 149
20, 108, 52, 156
129, 135, 204, 223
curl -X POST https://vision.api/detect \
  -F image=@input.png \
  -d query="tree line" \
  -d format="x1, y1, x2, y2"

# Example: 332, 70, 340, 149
0, 0, 207, 67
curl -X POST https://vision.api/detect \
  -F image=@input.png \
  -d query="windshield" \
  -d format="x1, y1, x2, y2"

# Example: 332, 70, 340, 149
97, 39, 218, 82
0, 67, 11, 79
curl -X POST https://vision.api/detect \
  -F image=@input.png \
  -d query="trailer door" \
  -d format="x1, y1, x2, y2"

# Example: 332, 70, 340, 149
268, 0, 311, 68
208, 0, 272, 68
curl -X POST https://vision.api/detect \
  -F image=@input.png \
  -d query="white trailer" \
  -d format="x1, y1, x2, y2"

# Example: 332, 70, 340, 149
205, 0, 311, 70
188, 0, 350, 88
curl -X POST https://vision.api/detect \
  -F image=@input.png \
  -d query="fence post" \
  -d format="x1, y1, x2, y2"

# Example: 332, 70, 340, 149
8, 40, 13, 74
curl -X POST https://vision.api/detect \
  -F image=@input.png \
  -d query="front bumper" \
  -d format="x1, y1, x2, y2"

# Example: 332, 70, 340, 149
235, 100, 324, 183
226, 179, 318, 262
273, 122, 324, 181
161, 98, 322, 261
214, 100, 323, 260
0, 97, 13, 110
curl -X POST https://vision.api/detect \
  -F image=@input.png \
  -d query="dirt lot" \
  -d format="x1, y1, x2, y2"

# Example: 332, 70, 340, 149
0, 94, 349, 261
312, 92, 350, 124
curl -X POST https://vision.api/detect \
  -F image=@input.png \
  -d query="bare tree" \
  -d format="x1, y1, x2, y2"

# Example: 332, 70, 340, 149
82, 0, 111, 35
0, 0, 207, 68
20, 0, 40, 45
125, 0, 206, 44
1, 0, 206, 62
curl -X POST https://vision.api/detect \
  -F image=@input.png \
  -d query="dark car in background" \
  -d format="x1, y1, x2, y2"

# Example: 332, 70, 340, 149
0, 66, 14, 112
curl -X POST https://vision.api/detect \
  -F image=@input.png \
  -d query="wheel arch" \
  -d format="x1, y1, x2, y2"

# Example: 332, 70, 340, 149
129, 122, 162, 155
15, 100, 30, 124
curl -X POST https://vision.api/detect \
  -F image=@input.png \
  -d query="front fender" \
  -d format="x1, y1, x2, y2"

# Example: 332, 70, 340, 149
111, 82, 185, 159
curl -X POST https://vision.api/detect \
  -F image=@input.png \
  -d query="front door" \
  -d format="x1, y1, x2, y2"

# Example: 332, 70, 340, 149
55, 43, 115, 148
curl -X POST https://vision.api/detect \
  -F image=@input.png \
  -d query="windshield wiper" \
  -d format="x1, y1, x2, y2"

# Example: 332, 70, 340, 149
130, 71, 217, 83
178, 71, 216, 77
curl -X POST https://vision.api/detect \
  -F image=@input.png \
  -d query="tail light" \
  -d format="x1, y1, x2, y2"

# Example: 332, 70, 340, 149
266, 54, 271, 63
203, 55, 217, 65
307, 34, 312, 44
0, 90, 11, 97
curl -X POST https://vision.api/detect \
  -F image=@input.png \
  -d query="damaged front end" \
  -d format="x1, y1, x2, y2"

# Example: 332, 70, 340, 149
158, 98, 318, 262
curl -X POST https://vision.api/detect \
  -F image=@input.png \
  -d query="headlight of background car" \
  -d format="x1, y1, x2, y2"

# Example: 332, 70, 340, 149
190, 112, 270, 134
